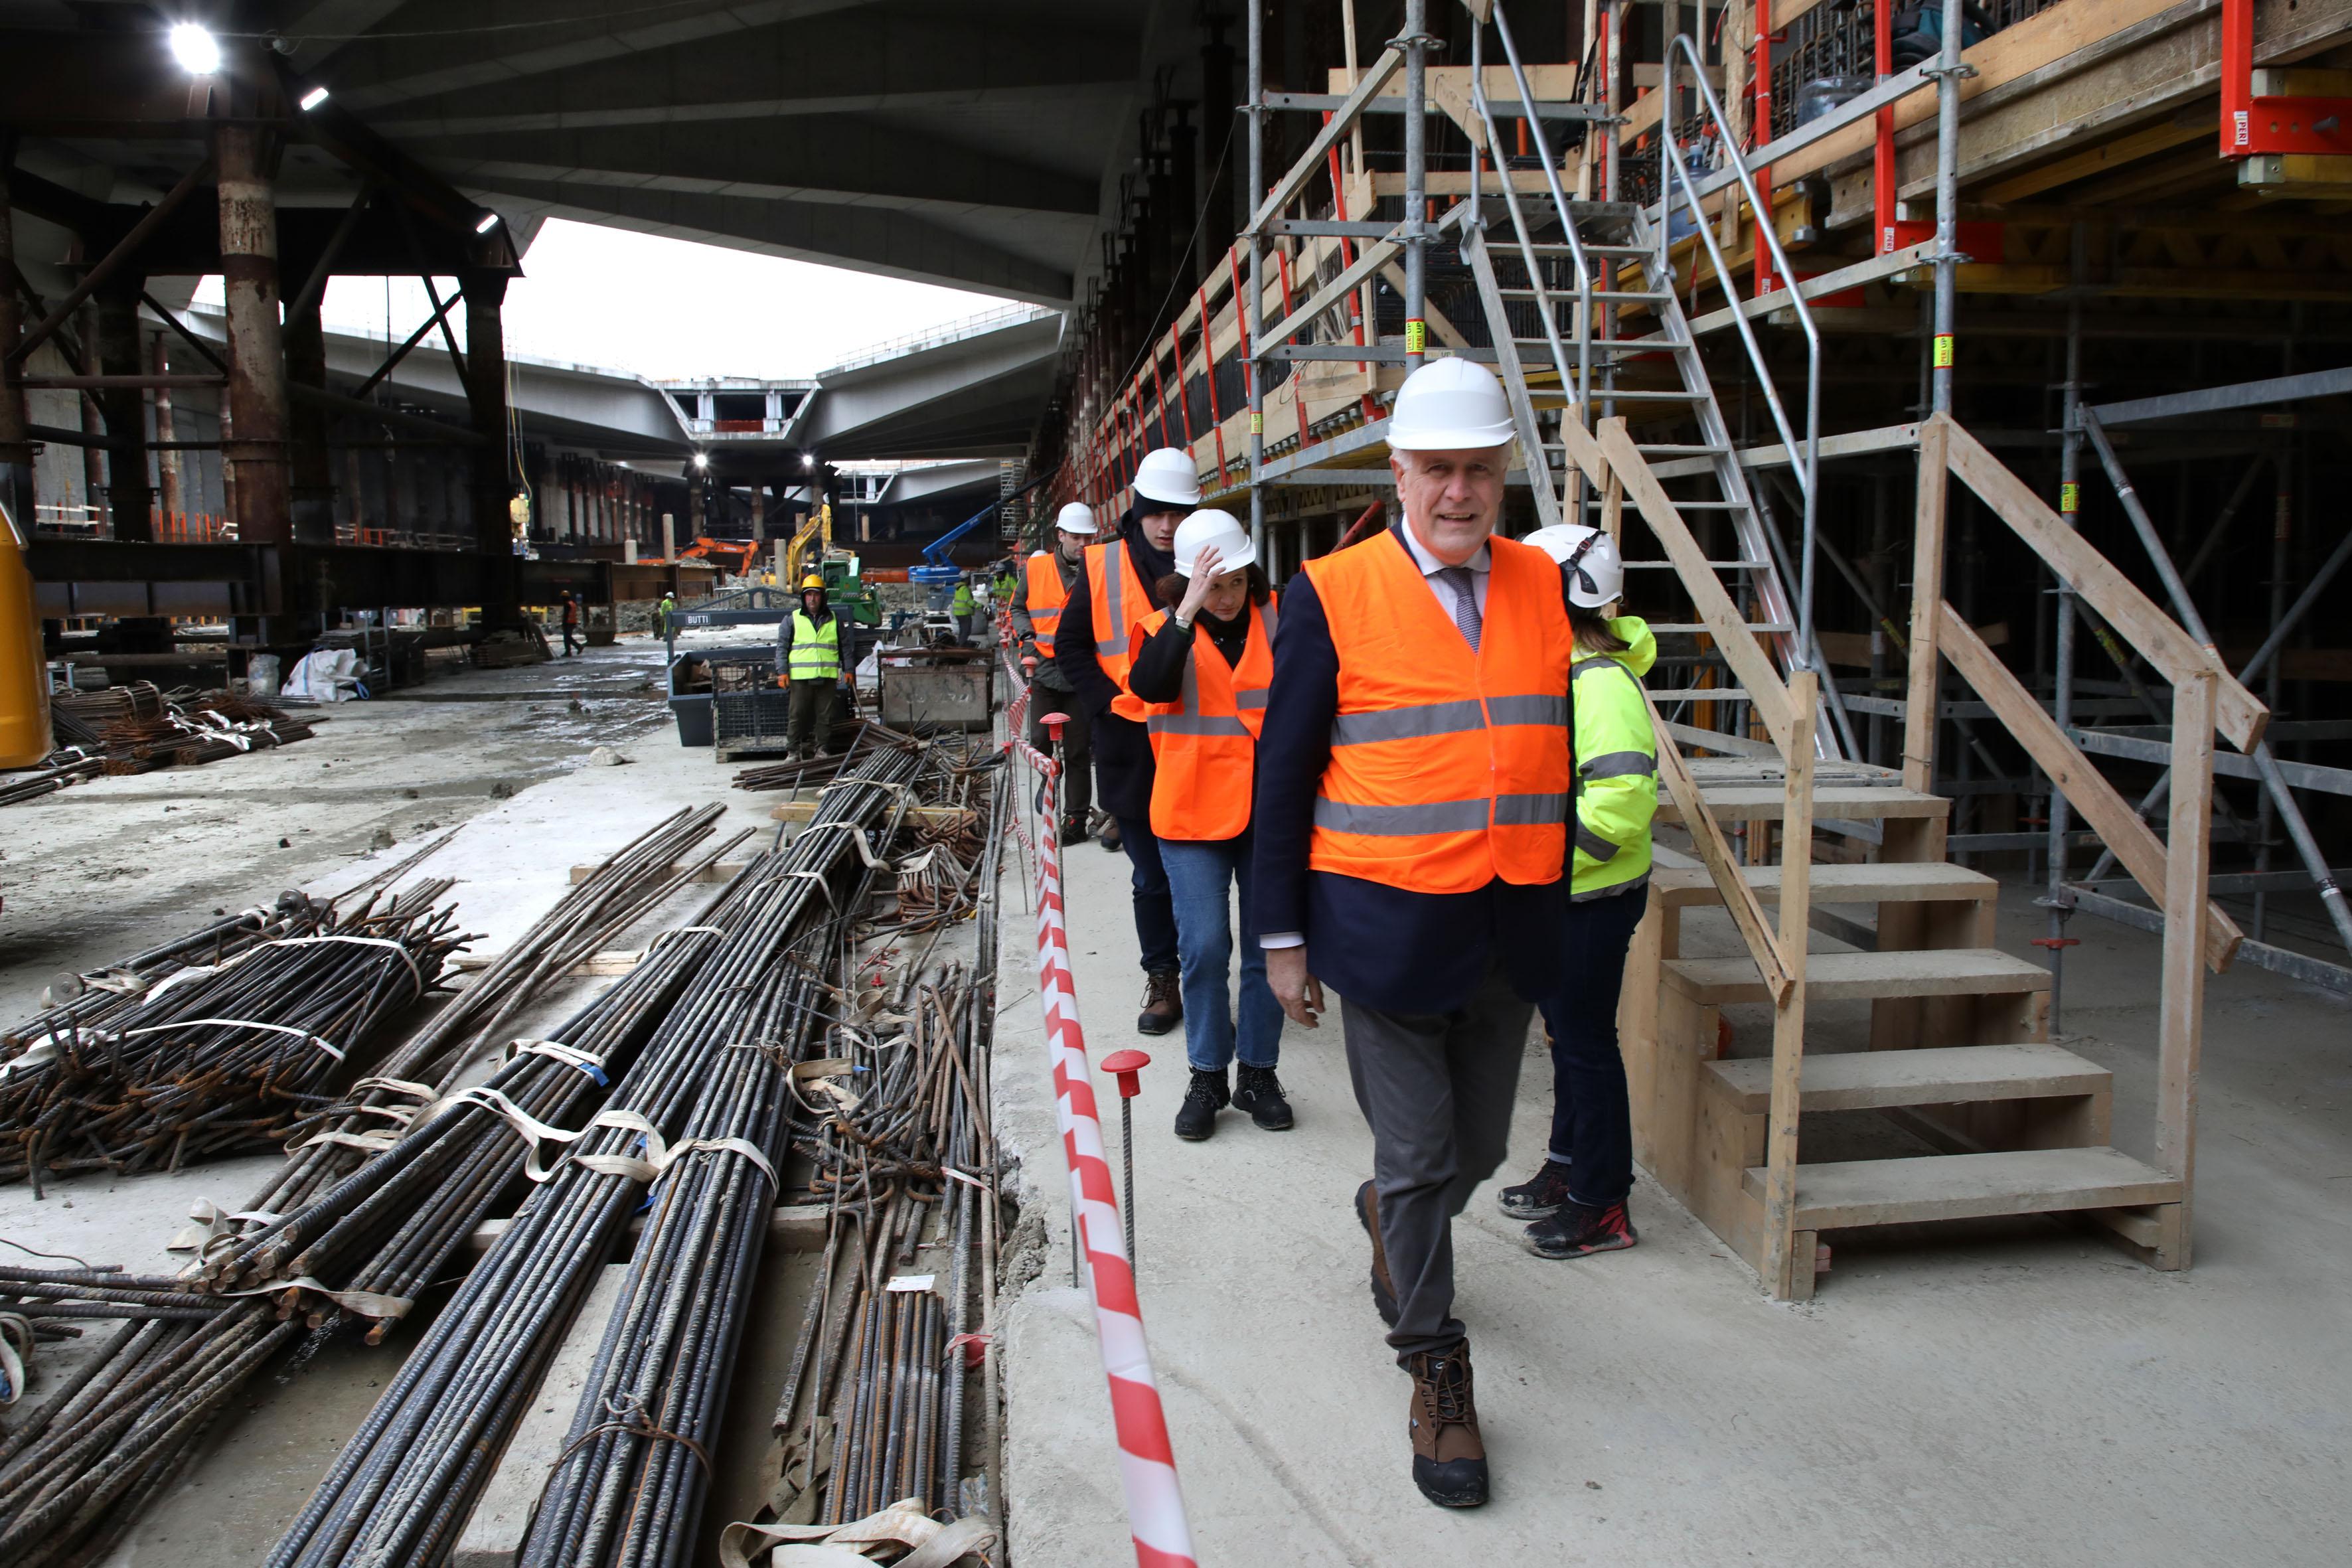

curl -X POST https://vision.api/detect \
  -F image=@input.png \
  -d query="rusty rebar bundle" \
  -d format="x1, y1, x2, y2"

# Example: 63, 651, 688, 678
0, 884, 465, 1188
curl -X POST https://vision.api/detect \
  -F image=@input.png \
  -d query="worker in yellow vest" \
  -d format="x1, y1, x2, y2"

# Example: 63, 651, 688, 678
1127, 509, 1289, 1141
780, 573, 841, 759
1252, 358, 1576, 1509
1012, 501, 1099, 841
1495, 523, 1656, 1263
1056, 447, 1200, 1036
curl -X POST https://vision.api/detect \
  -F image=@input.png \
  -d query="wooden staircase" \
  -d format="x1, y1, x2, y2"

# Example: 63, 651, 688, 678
1621, 757, 2185, 1301
1453, 2, 2252, 1301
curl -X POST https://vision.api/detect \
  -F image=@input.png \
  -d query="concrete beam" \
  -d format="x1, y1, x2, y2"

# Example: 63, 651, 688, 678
416, 118, 1099, 219
327, 0, 896, 110
365, 9, 1138, 137
453, 175, 1078, 303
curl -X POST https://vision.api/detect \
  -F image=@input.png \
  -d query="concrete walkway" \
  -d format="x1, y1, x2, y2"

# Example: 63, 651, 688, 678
992, 828, 2352, 1567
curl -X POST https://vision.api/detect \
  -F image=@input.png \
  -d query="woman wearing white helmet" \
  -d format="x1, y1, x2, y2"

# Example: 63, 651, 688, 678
1055, 448, 1203, 1036
1124, 509, 1291, 1140
1496, 522, 1658, 1262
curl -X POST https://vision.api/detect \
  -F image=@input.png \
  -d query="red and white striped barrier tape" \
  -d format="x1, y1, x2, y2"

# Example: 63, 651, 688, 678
1000, 653, 1198, 1568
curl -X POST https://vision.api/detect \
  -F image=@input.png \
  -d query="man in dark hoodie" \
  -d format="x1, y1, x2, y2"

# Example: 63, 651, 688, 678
1054, 446, 1198, 1036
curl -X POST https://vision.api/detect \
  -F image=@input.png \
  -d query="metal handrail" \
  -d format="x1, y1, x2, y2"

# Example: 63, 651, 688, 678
1658, 31, 1822, 671
1468, 7, 1595, 434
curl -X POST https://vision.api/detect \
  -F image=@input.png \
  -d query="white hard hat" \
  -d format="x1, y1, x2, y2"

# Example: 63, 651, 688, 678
1131, 447, 1203, 509
1054, 501, 1099, 535
1171, 509, 1257, 578
1386, 356, 1516, 451
1522, 523, 1625, 609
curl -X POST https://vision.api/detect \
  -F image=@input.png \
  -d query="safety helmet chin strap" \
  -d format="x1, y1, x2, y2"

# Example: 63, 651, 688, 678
1561, 530, 1607, 604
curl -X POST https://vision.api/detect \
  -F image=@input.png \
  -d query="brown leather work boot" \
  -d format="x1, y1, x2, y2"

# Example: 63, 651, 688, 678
1355, 1180, 1398, 1328
1135, 969, 1181, 1036
1405, 1342, 1488, 1508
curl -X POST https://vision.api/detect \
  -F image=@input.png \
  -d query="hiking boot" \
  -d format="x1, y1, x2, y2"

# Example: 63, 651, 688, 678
1524, 1196, 1638, 1261
1496, 1158, 1575, 1221
1097, 815, 1123, 852
1136, 970, 1181, 1036
1356, 1180, 1399, 1328
1405, 1342, 1488, 1508
1230, 1063, 1294, 1131
1172, 1067, 1227, 1140
1059, 814, 1091, 845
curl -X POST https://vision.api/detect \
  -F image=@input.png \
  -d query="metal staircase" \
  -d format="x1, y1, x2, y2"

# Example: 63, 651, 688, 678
1456, 13, 1847, 753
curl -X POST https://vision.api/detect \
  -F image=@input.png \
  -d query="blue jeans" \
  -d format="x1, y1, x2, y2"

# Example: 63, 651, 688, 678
1159, 832, 1283, 1074
1533, 884, 1647, 1207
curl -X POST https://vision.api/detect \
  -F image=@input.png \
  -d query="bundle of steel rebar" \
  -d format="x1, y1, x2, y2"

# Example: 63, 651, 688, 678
0, 1263, 229, 1326
193, 908, 731, 1338
268, 753, 918, 1568
0, 1296, 284, 1568
0, 815, 757, 1567
0, 884, 464, 1187
240, 805, 751, 1231
728, 719, 926, 793
48, 681, 167, 733
3, 895, 326, 1063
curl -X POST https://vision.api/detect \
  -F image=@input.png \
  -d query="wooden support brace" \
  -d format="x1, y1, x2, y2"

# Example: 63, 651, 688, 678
1939, 416, 2267, 751
1760, 672, 1819, 1300
1934, 603, 2241, 973
1646, 686, 1790, 1003
1593, 416, 1795, 752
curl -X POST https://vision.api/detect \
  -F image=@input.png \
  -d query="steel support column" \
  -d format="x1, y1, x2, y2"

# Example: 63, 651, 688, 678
283, 297, 337, 544
0, 147, 33, 529
459, 268, 517, 618
216, 124, 291, 548
92, 280, 153, 542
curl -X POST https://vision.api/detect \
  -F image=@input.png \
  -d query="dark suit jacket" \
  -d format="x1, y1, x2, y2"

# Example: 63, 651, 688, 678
1249, 558, 1567, 1016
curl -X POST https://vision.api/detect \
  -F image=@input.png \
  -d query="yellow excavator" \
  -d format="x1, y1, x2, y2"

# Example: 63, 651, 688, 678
783, 505, 880, 625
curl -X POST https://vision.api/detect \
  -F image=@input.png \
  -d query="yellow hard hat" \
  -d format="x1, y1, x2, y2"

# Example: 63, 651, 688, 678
800, 574, 825, 591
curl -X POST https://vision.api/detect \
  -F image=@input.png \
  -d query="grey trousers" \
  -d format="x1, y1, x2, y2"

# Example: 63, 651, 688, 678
1341, 959, 1533, 1362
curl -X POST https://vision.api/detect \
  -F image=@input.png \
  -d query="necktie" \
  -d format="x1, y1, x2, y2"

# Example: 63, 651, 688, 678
1437, 566, 1481, 652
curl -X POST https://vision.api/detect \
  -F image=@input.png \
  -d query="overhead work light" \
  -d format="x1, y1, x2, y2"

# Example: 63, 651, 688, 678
692, 453, 710, 471
299, 86, 330, 110
474, 212, 501, 234
169, 23, 221, 75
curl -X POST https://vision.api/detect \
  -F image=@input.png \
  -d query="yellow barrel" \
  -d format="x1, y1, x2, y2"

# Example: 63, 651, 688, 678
0, 492, 52, 769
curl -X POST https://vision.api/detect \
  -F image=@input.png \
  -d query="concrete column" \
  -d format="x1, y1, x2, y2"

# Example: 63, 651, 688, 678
216, 123, 291, 546
459, 268, 517, 618
660, 510, 675, 562
0, 150, 35, 528
283, 297, 335, 542
687, 471, 704, 536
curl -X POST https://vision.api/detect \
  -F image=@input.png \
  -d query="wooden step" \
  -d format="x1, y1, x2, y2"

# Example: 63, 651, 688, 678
1659, 784, 1950, 824
1705, 1043, 2107, 1115
1663, 947, 2049, 1006
1741, 1146, 2180, 1230
1653, 860, 1998, 911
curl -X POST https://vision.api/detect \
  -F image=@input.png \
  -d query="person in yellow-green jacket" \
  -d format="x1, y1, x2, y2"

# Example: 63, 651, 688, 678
1498, 522, 1658, 1262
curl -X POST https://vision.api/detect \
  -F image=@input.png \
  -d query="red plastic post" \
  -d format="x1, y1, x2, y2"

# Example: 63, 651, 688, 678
1101, 1048, 1152, 1099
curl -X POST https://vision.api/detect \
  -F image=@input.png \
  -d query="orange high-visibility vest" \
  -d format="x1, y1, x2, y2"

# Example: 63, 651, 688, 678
1138, 594, 1279, 842
1304, 529, 1575, 894
1083, 536, 1157, 722
1023, 551, 1070, 657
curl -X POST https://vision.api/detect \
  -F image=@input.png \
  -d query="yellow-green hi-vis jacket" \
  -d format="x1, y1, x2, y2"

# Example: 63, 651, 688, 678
1571, 615, 1658, 900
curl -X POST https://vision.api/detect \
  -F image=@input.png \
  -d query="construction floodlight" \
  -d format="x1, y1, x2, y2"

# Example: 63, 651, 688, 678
692, 453, 710, 471
299, 85, 330, 111
170, 23, 222, 75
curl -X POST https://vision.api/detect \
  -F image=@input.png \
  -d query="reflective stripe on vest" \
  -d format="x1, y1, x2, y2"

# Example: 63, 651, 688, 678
1023, 552, 1069, 657
785, 611, 841, 681
1140, 595, 1276, 841
1085, 538, 1156, 722
1305, 530, 1575, 894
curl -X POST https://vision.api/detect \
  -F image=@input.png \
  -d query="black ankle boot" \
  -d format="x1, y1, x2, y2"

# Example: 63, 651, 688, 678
1172, 1067, 1227, 1140
1230, 1063, 1294, 1131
